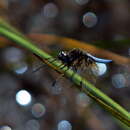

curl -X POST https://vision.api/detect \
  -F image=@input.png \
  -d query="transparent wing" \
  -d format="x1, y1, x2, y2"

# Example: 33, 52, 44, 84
84, 62, 99, 84
74, 60, 99, 84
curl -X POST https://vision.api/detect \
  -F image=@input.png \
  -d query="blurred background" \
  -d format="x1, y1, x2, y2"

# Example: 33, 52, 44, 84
0, 0, 130, 130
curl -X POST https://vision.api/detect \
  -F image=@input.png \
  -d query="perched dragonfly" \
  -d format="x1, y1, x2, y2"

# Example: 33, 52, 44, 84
33, 48, 112, 85
58, 48, 112, 71
53, 48, 112, 85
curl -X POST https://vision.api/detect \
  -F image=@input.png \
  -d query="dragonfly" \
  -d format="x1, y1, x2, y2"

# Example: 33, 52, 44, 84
55, 48, 112, 85
33, 48, 112, 86
57, 48, 112, 71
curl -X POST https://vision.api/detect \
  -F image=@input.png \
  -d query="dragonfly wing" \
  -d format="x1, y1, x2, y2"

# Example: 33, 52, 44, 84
87, 53, 112, 63
77, 62, 98, 84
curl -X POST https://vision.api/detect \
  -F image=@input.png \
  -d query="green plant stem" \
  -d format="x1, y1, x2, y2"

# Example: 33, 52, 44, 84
0, 19, 130, 126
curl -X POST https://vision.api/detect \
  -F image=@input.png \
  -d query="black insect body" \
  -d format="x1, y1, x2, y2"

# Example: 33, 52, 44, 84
58, 48, 112, 72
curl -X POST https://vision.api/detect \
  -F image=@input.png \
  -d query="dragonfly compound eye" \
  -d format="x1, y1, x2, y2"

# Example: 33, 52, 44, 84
58, 51, 70, 63
58, 51, 66, 59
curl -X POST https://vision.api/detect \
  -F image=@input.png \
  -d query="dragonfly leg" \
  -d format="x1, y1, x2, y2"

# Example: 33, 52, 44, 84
80, 78, 84, 92
33, 54, 57, 73
32, 64, 46, 73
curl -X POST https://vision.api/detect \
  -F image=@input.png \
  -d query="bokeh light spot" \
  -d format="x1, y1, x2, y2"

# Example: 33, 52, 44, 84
3, 47, 24, 63
0, 126, 12, 130
32, 103, 46, 118
16, 90, 32, 106
58, 120, 72, 130
14, 62, 28, 74
83, 12, 98, 28
92, 63, 107, 76
112, 74, 126, 88
43, 3, 58, 18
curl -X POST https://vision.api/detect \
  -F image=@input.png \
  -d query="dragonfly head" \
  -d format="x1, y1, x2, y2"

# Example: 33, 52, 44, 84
58, 51, 69, 63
